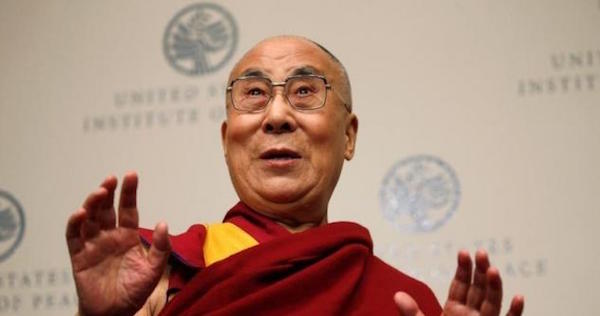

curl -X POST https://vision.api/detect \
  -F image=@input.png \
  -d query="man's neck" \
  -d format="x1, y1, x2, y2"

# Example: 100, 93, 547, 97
275, 216, 328, 233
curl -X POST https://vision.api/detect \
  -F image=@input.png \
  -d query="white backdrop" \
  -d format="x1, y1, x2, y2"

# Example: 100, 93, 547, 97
0, 1, 599, 314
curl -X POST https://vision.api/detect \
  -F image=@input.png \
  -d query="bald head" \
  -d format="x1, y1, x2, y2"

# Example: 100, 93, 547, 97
228, 35, 353, 112
220, 35, 359, 225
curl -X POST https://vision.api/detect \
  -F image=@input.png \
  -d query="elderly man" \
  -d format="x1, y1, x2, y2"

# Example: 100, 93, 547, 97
66, 36, 524, 315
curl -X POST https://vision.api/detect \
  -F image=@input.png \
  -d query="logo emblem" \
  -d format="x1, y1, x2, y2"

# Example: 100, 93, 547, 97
164, 3, 238, 76
0, 190, 25, 262
380, 155, 460, 232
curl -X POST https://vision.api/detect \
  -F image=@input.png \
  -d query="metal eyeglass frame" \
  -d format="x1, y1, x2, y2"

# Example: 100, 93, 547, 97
226, 74, 332, 113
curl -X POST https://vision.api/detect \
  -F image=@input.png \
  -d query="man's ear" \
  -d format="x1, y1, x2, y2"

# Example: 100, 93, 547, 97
221, 120, 228, 157
344, 113, 358, 160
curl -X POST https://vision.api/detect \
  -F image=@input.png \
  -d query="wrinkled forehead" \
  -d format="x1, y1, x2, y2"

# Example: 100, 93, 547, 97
229, 38, 336, 82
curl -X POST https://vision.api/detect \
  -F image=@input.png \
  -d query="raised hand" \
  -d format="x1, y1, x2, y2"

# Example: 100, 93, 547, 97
66, 173, 171, 316
395, 250, 524, 316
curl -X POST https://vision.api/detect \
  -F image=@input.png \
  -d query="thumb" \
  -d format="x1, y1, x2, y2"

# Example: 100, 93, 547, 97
147, 221, 171, 271
394, 292, 425, 316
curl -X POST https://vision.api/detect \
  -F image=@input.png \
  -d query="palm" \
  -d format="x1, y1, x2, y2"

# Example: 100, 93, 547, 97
72, 228, 149, 315
443, 302, 495, 316
66, 173, 170, 316
395, 250, 524, 316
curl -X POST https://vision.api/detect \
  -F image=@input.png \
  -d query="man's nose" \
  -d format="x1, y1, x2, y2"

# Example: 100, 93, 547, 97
262, 90, 297, 134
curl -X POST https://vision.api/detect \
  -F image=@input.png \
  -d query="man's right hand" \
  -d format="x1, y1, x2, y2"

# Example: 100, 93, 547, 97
66, 172, 171, 316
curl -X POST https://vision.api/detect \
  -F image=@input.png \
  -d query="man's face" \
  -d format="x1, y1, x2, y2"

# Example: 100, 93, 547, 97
221, 37, 357, 225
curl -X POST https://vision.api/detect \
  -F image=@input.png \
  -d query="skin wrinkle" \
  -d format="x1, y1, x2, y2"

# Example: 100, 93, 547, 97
221, 36, 358, 231
228, 35, 353, 112
68, 36, 524, 316
309, 40, 353, 111
236, 65, 323, 80
230, 66, 333, 113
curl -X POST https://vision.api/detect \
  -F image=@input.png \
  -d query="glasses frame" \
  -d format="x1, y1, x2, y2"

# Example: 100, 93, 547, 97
226, 74, 332, 113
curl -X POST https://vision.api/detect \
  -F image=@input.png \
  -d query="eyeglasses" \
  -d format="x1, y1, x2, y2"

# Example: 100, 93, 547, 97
226, 74, 331, 113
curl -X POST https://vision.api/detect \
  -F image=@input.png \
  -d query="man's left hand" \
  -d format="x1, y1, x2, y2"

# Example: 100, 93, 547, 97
394, 250, 525, 316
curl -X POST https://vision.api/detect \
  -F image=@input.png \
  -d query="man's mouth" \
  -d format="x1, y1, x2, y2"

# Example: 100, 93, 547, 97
260, 148, 302, 161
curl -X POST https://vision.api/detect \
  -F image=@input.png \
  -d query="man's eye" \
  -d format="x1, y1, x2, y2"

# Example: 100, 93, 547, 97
247, 88, 266, 96
294, 86, 314, 96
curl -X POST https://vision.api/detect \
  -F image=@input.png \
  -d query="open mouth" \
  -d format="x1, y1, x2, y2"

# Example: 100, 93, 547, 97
260, 149, 301, 160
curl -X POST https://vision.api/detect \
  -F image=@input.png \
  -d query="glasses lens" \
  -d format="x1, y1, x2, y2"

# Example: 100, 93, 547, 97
286, 76, 326, 110
232, 77, 271, 111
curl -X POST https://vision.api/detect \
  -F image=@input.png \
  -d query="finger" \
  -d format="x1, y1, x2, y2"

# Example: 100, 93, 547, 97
81, 218, 101, 240
394, 292, 425, 316
480, 267, 503, 316
65, 208, 87, 255
82, 187, 108, 222
118, 171, 139, 228
147, 222, 171, 272
81, 188, 108, 238
506, 295, 525, 316
447, 249, 473, 303
466, 249, 490, 309
96, 175, 118, 229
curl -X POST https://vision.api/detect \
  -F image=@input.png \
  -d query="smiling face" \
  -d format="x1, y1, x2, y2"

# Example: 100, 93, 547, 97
221, 36, 358, 227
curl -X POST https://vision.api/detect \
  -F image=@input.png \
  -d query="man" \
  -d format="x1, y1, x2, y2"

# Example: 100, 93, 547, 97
66, 35, 525, 315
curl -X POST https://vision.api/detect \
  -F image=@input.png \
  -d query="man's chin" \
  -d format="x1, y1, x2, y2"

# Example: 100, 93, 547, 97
239, 185, 328, 225
258, 190, 305, 204
248, 183, 314, 207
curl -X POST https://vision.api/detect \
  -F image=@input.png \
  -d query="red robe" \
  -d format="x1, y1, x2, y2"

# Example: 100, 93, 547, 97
140, 202, 442, 315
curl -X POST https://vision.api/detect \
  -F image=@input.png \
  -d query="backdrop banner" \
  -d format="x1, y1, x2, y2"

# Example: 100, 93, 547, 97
1, 1, 598, 315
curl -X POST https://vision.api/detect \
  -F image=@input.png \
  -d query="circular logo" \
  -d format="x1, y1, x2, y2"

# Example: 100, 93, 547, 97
380, 155, 460, 232
163, 3, 238, 76
0, 190, 25, 262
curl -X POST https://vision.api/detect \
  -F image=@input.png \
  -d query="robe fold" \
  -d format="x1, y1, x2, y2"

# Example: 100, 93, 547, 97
140, 202, 441, 315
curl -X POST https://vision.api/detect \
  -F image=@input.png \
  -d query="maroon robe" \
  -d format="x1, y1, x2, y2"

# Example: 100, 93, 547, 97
140, 202, 442, 315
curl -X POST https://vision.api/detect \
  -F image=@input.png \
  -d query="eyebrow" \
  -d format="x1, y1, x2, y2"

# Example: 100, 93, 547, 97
290, 66, 323, 76
237, 65, 324, 79
239, 68, 267, 77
